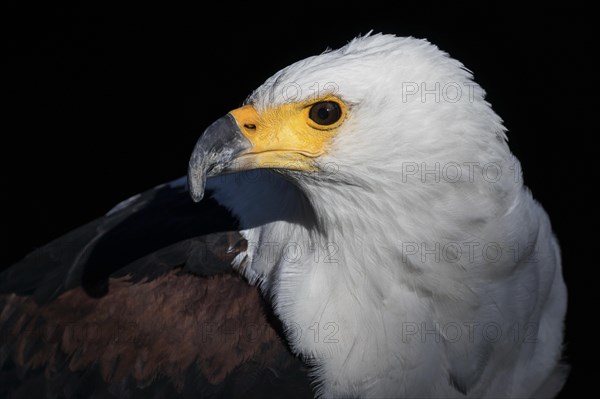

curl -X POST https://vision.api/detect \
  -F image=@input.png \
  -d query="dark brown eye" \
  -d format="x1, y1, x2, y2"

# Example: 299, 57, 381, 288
309, 101, 342, 126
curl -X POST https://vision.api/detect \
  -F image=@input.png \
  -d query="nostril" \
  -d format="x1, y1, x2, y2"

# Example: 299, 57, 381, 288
244, 124, 256, 130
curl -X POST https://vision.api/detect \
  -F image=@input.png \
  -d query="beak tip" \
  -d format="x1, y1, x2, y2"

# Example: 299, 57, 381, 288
188, 167, 206, 203
190, 189, 204, 202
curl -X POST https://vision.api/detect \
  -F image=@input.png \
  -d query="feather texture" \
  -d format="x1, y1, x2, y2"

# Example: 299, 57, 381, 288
211, 34, 568, 398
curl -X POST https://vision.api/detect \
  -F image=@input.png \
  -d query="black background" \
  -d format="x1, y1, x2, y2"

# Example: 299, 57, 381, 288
5, 2, 596, 396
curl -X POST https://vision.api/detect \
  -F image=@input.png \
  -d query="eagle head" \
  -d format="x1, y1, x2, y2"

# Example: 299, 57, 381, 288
187, 33, 565, 398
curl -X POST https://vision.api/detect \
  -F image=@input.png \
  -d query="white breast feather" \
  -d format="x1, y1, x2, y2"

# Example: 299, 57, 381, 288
208, 33, 567, 398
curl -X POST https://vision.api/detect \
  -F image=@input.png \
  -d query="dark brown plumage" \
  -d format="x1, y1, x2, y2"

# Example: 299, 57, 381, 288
0, 182, 312, 398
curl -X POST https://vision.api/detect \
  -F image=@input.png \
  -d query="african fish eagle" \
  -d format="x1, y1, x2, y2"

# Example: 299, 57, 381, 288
1, 34, 567, 398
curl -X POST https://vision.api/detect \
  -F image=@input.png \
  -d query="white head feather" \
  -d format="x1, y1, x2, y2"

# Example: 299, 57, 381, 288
208, 33, 567, 398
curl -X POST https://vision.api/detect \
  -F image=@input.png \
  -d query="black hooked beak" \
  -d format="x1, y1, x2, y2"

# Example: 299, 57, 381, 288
187, 114, 251, 202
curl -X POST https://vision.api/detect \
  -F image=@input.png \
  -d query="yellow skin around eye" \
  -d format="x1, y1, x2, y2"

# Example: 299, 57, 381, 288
229, 96, 347, 172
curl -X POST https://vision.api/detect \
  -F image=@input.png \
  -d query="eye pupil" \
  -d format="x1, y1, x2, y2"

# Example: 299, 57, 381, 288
309, 101, 342, 126
318, 107, 330, 120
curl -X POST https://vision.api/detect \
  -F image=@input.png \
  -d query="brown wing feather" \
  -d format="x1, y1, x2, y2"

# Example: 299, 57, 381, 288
0, 182, 312, 398
1, 270, 312, 398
